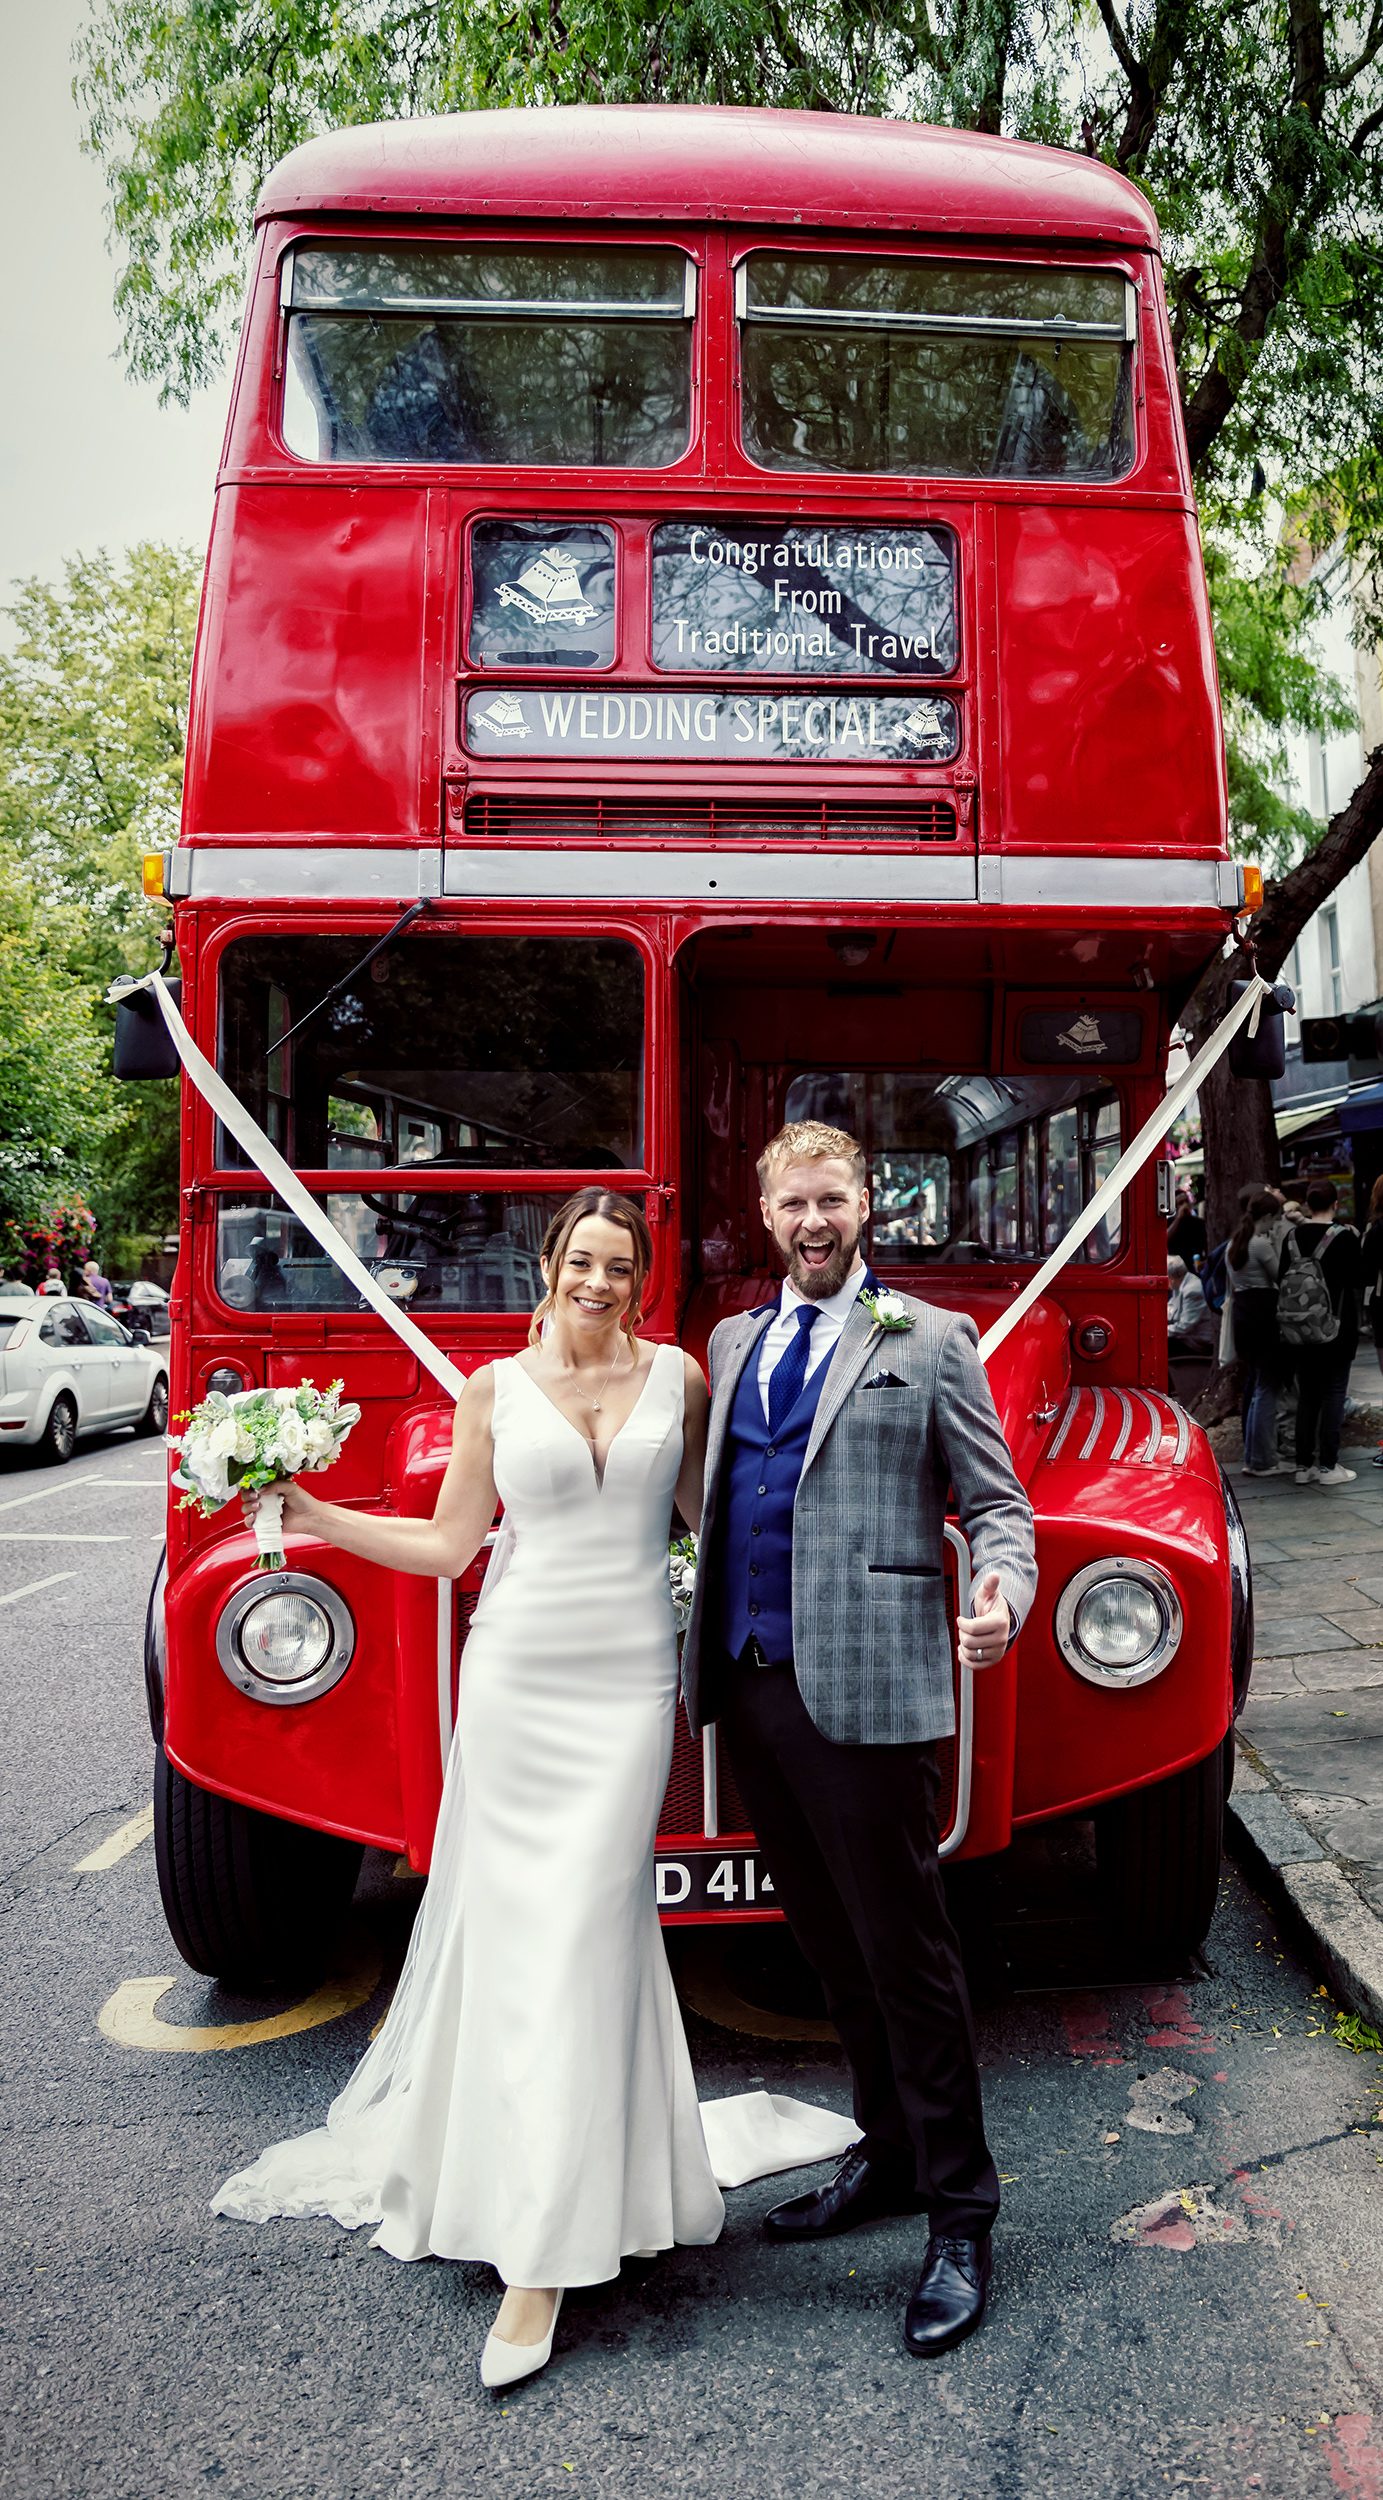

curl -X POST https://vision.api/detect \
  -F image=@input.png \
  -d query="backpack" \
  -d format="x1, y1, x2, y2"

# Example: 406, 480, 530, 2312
1200, 1238, 1229, 1314
1277, 1226, 1342, 1346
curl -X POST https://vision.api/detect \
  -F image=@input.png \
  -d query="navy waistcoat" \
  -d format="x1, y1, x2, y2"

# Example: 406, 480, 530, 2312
720, 1328, 832, 1664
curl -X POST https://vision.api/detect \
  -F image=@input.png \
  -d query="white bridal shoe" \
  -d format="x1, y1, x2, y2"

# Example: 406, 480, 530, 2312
479, 2290, 564, 2390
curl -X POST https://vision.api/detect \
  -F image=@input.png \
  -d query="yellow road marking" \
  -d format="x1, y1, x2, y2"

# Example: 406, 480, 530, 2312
0, 1572, 75, 1608
74, 1805, 155, 1871
98, 1953, 381, 2052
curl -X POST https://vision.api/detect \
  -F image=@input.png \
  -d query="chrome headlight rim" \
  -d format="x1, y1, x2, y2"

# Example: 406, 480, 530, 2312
215, 1571, 355, 1707
1054, 1556, 1182, 1689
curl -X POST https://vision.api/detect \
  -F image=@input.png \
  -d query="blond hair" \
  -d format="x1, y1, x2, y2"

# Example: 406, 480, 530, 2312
757, 1121, 867, 1194
527, 1189, 653, 1346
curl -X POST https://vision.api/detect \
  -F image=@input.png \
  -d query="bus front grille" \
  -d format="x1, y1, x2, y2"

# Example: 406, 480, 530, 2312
460, 795, 960, 845
654, 1708, 959, 1852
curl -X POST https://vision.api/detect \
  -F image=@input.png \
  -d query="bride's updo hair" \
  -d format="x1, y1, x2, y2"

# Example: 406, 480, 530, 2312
528, 1190, 654, 1347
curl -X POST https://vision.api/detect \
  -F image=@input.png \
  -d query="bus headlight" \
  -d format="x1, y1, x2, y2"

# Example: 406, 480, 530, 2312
1054, 1558, 1182, 1688
215, 1573, 355, 1706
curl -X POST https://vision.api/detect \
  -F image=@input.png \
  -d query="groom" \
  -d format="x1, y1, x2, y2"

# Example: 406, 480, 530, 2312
682, 1120, 1037, 2356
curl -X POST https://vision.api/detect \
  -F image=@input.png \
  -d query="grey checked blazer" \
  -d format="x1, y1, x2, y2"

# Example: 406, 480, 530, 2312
681, 1288, 1038, 1746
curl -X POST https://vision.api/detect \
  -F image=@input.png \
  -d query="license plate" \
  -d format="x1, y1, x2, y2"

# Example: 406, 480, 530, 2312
655, 1849, 775, 1913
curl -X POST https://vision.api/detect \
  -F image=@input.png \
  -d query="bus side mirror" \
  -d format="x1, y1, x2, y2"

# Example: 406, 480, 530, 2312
112, 981, 183, 1080
1227, 980, 1294, 1081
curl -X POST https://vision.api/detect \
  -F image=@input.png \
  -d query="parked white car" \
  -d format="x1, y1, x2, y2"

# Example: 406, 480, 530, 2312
0, 1294, 169, 1462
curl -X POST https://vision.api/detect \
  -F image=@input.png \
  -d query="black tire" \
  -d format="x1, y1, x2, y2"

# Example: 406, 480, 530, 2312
38, 1393, 77, 1466
134, 1373, 169, 1438
1095, 1737, 1228, 1965
153, 1743, 364, 1990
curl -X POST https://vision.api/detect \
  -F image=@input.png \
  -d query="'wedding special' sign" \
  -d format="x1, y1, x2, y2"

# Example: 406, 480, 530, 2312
650, 523, 957, 677
463, 686, 960, 765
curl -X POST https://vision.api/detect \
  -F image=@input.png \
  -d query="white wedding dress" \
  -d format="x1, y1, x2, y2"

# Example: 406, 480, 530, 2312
213, 1343, 854, 2285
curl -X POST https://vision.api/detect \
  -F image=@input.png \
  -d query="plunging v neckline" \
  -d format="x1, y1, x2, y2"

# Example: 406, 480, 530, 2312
510, 1344, 666, 1491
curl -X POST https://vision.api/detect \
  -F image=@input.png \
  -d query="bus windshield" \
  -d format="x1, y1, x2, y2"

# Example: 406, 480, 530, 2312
281, 243, 694, 466
740, 252, 1136, 479
215, 933, 646, 1171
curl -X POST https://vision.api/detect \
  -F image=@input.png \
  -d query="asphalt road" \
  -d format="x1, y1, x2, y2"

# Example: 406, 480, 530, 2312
2, 1434, 1382, 2500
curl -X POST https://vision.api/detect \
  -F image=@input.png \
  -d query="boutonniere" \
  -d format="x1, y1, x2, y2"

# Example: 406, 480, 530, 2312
859, 1287, 914, 1334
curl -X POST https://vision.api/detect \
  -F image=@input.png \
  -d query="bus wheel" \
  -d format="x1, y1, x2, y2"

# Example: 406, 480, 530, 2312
154, 1743, 363, 1990
1094, 1738, 1228, 1965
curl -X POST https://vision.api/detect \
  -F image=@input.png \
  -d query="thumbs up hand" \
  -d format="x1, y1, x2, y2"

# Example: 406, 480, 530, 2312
957, 1568, 1011, 1670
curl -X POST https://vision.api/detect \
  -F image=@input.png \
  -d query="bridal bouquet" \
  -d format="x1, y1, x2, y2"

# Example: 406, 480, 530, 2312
169, 1379, 361, 1570
669, 1530, 698, 1634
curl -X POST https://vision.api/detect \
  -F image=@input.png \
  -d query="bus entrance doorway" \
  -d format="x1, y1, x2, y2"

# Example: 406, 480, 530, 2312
675, 923, 1136, 1340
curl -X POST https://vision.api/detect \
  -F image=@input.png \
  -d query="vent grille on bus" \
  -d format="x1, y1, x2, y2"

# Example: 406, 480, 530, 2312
461, 795, 960, 845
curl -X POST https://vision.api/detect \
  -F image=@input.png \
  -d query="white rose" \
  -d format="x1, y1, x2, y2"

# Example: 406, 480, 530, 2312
203, 1415, 240, 1466
303, 1418, 336, 1465
273, 1413, 309, 1474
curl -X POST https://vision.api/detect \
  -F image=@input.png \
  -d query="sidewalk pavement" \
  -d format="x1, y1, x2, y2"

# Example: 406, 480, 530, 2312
1228, 1384, 1383, 2031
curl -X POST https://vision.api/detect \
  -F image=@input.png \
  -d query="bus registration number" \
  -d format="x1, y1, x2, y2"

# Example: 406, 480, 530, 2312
655, 1852, 774, 1912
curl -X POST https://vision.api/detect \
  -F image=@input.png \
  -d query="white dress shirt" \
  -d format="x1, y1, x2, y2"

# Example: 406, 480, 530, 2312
756, 1263, 869, 1422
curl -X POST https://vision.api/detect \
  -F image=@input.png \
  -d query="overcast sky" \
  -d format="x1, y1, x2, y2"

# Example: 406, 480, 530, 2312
0, 0, 230, 598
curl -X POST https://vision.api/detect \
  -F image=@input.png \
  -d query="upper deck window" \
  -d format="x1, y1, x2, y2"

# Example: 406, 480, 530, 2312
739, 253, 1136, 481
281, 244, 695, 467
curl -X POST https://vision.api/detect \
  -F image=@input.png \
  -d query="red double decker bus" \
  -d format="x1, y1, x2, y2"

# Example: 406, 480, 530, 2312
128, 106, 1252, 1986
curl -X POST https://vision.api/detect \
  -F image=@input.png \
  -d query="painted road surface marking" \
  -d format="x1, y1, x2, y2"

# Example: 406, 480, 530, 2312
0, 1573, 76, 1608
0, 1474, 102, 1514
99, 1956, 382, 2052
0, 1531, 129, 1544
74, 1805, 155, 1872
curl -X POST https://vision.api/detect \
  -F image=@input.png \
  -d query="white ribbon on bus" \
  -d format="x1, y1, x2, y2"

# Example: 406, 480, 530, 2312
129, 963, 1270, 1383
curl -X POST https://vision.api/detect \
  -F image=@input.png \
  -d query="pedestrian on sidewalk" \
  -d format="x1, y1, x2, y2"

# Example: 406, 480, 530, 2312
1278, 1179, 1360, 1486
1228, 1191, 1288, 1475
1361, 1174, 1383, 1467
1167, 1184, 1208, 1268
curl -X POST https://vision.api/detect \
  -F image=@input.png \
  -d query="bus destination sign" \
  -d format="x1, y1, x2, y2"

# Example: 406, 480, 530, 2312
463, 686, 959, 766
651, 523, 957, 677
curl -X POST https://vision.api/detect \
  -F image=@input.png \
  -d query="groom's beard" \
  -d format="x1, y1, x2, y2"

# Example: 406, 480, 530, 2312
783, 1225, 863, 1301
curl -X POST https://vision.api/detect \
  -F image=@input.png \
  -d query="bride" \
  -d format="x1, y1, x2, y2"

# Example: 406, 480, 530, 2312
214, 1188, 727, 2386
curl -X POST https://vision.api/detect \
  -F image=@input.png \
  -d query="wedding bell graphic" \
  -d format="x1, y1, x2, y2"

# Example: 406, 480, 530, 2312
1057, 1013, 1109, 1059
901, 700, 947, 752
473, 691, 531, 740
495, 544, 599, 627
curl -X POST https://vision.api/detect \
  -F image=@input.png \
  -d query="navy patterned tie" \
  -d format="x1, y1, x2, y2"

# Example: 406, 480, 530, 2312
767, 1301, 818, 1436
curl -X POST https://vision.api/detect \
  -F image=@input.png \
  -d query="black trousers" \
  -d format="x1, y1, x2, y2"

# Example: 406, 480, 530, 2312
721, 1659, 1000, 2238
1294, 1333, 1355, 1471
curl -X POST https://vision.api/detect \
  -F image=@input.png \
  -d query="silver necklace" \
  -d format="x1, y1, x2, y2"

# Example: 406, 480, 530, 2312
549, 1339, 631, 1414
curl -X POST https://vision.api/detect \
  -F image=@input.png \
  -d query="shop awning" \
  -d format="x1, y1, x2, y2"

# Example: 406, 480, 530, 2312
1173, 1091, 1345, 1176
1341, 1082, 1383, 1134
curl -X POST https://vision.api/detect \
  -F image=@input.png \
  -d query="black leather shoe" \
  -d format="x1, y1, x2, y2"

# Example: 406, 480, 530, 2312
903, 2234, 993, 2356
763, 2149, 925, 2242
